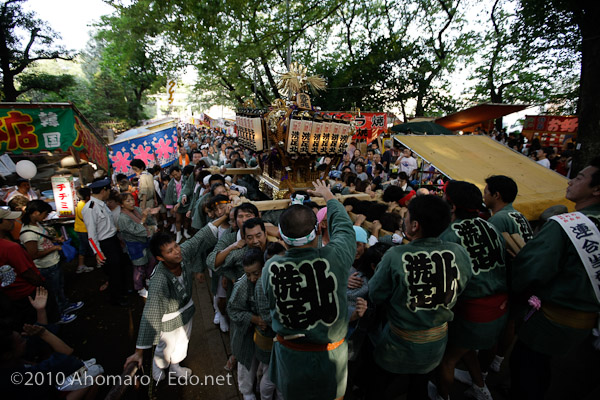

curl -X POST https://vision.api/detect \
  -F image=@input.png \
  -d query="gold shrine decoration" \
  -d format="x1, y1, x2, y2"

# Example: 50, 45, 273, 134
278, 62, 326, 99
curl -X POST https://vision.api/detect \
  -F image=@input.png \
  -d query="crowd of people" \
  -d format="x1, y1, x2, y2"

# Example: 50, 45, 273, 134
1, 123, 599, 400
478, 127, 575, 176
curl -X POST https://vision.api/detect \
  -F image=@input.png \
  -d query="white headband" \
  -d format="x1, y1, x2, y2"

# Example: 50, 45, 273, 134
279, 225, 317, 247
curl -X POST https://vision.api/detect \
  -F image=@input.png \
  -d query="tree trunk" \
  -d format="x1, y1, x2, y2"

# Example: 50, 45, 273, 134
2, 71, 18, 101
490, 88, 503, 131
572, 3, 600, 176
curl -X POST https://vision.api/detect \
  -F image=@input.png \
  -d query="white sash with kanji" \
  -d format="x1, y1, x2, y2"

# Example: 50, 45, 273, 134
550, 212, 600, 303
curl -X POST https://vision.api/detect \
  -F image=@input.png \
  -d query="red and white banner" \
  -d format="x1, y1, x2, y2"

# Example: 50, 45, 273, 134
521, 115, 578, 147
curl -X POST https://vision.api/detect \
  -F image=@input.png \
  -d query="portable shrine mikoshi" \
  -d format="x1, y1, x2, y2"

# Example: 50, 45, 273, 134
236, 63, 356, 199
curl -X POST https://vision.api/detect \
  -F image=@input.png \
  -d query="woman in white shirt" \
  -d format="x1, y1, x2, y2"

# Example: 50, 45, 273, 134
20, 200, 83, 324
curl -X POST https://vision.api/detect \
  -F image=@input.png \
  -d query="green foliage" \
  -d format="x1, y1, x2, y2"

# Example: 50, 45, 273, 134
1, 0, 586, 131
0, 0, 74, 101
131, 0, 479, 119
467, 0, 580, 122
85, 2, 176, 127
17, 72, 75, 96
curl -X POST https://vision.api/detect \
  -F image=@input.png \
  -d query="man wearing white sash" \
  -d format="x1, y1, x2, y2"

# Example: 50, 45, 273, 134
124, 213, 228, 381
511, 156, 600, 400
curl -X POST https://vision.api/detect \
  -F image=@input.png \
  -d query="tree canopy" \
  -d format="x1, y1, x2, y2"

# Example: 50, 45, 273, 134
1, 0, 595, 148
0, 0, 74, 101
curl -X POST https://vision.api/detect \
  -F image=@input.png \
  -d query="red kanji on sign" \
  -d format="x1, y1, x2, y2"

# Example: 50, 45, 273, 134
0, 111, 38, 150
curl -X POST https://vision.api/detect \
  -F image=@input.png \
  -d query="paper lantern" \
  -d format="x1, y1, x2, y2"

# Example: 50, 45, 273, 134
309, 120, 323, 154
318, 120, 333, 154
287, 118, 302, 154
15, 160, 37, 179
329, 120, 342, 154
298, 119, 313, 154
51, 175, 75, 218
250, 116, 264, 151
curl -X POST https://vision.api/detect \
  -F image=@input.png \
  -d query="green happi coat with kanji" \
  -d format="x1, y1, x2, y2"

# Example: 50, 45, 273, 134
260, 199, 355, 400
369, 237, 472, 374
488, 203, 533, 241
439, 217, 508, 349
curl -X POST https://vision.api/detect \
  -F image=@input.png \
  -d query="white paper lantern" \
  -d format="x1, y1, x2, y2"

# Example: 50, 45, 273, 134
15, 160, 37, 179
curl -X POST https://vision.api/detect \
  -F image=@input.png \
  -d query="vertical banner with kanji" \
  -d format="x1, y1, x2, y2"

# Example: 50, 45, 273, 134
287, 118, 302, 154
319, 120, 333, 154
299, 119, 313, 154
51, 175, 75, 218
309, 120, 323, 154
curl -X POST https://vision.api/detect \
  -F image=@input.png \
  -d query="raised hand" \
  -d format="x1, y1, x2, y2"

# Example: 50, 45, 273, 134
22, 323, 46, 337
28, 287, 48, 310
307, 180, 334, 201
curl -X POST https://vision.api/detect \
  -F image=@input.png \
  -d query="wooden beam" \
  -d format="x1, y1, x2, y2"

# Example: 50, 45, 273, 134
243, 192, 375, 211
348, 211, 394, 238
208, 166, 262, 175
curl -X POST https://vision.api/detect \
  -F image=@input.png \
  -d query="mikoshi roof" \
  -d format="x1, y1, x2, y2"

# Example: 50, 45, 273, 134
393, 134, 574, 221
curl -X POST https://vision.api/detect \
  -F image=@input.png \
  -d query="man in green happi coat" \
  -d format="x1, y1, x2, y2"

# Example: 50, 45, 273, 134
368, 195, 472, 399
433, 181, 507, 400
261, 180, 355, 400
124, 214, 227, 381
510, 157, 600, 400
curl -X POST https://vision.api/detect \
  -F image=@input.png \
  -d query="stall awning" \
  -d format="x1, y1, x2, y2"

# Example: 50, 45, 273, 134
109, 119, 178, 177
435, 103, 530, 131
393, 135, 573, 221
0, 102, 110, 171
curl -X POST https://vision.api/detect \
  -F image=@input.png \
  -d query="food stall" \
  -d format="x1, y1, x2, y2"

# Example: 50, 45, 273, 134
0, 102, 110, 205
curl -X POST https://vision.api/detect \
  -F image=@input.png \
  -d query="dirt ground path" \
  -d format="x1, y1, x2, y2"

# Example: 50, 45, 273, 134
59, 264, 240, 400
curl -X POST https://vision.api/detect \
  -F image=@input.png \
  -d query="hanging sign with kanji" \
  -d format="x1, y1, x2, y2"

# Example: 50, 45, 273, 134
352, 112, 387, 140
0, 104, 110, 171
521, 115, 578, 146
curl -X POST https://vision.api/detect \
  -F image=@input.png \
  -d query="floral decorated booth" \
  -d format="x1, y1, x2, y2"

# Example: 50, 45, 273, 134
108, 118, 179, 177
